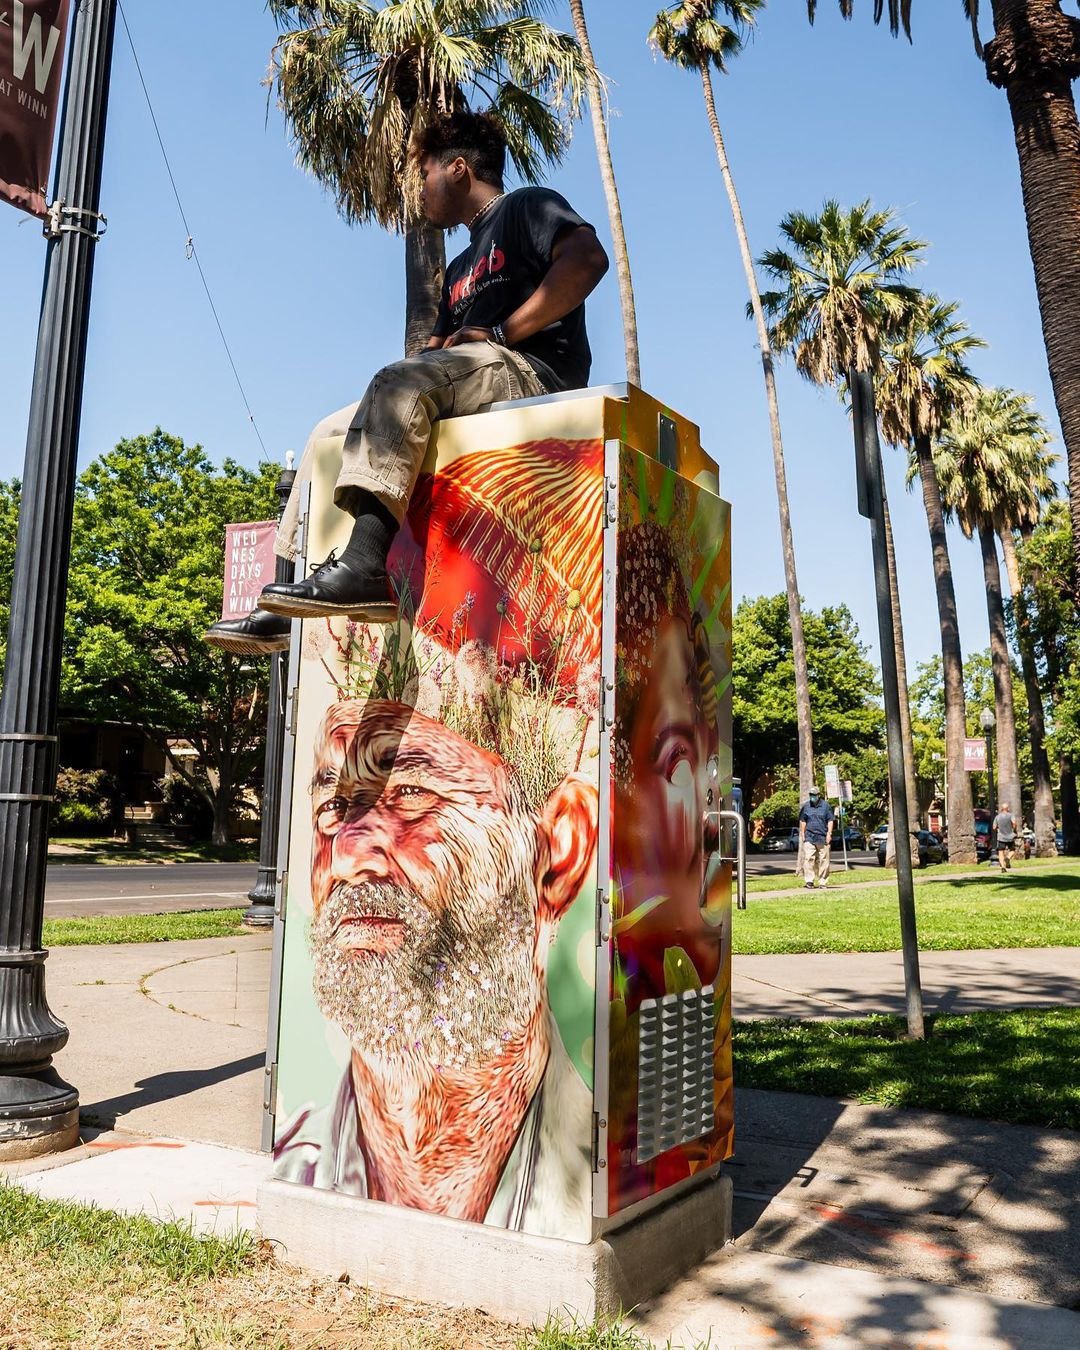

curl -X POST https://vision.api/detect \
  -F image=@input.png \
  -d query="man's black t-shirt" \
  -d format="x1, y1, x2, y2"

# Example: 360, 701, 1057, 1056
432, 186, 594, 393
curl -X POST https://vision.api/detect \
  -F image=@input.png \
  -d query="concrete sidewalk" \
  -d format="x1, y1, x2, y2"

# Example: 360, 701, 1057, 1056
732, 946, 1080, 1019
2, 933, 1078, 1347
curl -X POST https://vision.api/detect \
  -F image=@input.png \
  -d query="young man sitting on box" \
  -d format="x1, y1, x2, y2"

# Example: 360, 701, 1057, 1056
205, 111, 608, 656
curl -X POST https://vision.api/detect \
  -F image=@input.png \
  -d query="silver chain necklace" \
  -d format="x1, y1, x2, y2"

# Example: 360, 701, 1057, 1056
467, 192, 505, 231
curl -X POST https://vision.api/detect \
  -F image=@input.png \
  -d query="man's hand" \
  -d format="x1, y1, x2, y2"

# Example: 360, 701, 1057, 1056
442, 326, 495, 349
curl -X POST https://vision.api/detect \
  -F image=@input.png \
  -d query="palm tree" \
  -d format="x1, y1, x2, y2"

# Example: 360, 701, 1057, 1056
649, 1, 815, 802
268, 1, 585, 354
877, 297, 984, 864
806, 1, 1080, 588
566, 1, 640, 385
757, 201, 956, 863
935, 387, 1060, 853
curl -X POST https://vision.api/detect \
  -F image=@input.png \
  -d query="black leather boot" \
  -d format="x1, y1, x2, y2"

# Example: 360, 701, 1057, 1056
203, 607, 292, 655
257, 551, 397, 621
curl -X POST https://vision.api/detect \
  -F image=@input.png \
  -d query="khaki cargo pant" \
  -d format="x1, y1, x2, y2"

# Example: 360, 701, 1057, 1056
801, 840, 831, 887
276, 342, 545, 561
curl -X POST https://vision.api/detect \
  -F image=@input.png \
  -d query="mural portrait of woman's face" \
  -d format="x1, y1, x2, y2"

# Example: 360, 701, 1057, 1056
613, 522, 722, 1006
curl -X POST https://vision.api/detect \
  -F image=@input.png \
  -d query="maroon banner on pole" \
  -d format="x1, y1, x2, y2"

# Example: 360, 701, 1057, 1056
0, 0, 70, 218
964, 737, 987, 772
221, 521, 277, 621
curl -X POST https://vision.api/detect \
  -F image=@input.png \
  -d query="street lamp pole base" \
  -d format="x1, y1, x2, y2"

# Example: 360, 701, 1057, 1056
0, 1066, 79, 1161
243, 866, 276, 927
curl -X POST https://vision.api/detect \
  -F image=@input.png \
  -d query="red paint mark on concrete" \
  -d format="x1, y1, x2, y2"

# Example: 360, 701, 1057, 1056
192, 1199, 257, 1208
814, 1203, 977, 1261
85, 1140, 185, 1151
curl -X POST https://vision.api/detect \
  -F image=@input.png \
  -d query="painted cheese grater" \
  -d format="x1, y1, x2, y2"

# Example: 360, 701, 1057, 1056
265, 385, 738, 1244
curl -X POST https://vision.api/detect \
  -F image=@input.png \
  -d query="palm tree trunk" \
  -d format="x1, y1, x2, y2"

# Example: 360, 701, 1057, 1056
882, 485, 922, 870
1000, 528, 1057, 855
698, 61, 814, 799
1062, 753, 1080, 854
978, 524, 1023, 820
567, 0, 641, 386
914, 435, 977, 863
985, 0, 1080, 587
404, 219, 446, 357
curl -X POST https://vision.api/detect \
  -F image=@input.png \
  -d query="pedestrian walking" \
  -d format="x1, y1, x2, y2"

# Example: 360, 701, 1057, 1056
993, 801, 1019, 873
798, 785, 834, 890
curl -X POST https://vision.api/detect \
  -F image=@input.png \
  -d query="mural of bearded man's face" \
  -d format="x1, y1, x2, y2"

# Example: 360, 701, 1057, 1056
308, 700, 596, 1071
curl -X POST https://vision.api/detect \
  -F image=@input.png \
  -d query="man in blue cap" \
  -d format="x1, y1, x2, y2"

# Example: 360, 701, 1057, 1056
798, 784, 834, 890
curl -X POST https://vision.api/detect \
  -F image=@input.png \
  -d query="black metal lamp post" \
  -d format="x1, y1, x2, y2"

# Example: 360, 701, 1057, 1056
243, 464, 296, 928
980, 706, 996, 816
0, 0, 117, 1158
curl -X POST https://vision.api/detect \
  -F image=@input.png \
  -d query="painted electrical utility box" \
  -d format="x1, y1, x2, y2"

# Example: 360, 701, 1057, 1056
265, 384, 734, 1245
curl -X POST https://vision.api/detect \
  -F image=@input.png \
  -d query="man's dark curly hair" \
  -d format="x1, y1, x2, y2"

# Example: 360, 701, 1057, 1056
416, 111, 507, 189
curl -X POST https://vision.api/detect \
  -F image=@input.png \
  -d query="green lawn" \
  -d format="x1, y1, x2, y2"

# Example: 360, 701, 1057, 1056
733, 1009, 1080, 1130
43, 909, 248, 947
47, 837, 259, 865
0, 1183, 664, 1348
734, 867, 1080, 954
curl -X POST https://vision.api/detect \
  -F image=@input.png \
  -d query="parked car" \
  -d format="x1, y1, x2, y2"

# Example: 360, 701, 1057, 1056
1057, 829, 1065, 854
877, 830, 946, 867
762, 827, 800, 853
831, 826, 865, 850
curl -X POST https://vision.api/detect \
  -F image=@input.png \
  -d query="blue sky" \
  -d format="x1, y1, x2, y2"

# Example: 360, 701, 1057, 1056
0, 1, 1063, 677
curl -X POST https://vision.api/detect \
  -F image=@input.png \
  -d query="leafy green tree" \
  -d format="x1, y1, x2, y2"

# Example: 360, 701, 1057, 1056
757, 201, 945, 863
733, 593, 883, 805
567, 0, 640, 383
268, 0, 585, 352
934, 387, 1059, 851
805, 1, 1080, 586
650, 1, 816, 803
911, 651, 1034, 822
0, 478, 20, 670
1015, 498, 1080, 849
62, 432, 280, 846
876, 295, 984, 858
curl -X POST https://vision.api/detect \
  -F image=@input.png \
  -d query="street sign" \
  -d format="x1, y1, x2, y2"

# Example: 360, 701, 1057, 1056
824, 765, 841, 799
841, 779, 853, 802
964, 738, 987, 772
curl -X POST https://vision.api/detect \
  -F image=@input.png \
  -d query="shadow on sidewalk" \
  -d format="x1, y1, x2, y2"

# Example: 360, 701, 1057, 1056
719, 1086, 1080, 1314
79, 1054, 265, 1131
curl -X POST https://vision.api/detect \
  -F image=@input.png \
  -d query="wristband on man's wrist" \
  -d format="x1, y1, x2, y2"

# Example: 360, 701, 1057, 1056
492, 322, 507, 346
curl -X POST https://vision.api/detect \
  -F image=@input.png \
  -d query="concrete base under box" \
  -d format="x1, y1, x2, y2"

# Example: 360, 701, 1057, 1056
258, 1172, 733, 1326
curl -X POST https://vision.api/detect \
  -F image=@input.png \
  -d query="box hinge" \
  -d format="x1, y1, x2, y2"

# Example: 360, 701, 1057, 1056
263, 1061, 279, 1115
591, 1111, 601, 1173
275, 871, 287, 920
600, 677, 615, 732
596, 886, 609, 947
603, 476, 618, 528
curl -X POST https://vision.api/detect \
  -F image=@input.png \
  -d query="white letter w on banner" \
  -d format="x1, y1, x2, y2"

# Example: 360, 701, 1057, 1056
13, 2, 61, 94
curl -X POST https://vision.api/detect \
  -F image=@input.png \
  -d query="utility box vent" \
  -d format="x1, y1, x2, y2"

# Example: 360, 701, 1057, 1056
635, 986, 716, 1163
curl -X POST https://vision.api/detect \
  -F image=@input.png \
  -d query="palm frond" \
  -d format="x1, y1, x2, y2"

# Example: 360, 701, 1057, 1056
268, 0, 585, 228
804, 0, 982, 56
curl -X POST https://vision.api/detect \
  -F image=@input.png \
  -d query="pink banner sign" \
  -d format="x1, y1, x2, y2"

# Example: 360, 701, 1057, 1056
0, 1, 70, 218
964, 737, 987, 772
221, 520, 276, 621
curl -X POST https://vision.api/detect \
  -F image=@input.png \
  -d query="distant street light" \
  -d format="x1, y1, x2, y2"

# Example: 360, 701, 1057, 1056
979, 707, 996, 815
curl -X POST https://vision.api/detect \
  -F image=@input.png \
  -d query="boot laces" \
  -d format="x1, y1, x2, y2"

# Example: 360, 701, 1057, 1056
309, 549, 341, 578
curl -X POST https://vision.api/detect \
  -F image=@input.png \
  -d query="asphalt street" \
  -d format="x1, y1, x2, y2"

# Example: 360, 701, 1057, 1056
40, 853, 878, 920
44, 862, 257, 919
746, 848, 878, 877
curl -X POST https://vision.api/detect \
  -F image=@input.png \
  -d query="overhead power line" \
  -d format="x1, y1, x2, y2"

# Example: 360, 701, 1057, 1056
116, 0, 270, 461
